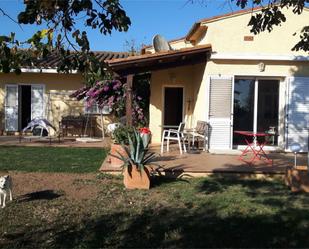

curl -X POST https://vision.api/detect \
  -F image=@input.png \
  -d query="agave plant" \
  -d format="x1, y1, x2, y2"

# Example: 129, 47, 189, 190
111, 129, 158, 172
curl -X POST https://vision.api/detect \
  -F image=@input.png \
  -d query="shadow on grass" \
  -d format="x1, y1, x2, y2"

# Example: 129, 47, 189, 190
3, 177, 309, 248
196, 175, 309, 211
197, 175, 287, 195
3, 205, 309, 248
151, 175, 190, 188
18, 190, 62, 202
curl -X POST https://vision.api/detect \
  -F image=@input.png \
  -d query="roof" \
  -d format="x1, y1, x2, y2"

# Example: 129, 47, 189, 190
143, 5, 309, 50
24, 51, 129, 69
142, 7, 263, 51
196, 6, 264, 25
107, 44, 212, 75
141, 36, 187, 51
197, 5, 309, 25
108, 44, 211, 64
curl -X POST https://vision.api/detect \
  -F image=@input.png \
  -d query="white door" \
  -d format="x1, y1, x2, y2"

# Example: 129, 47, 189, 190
31, 85, 45, 119
5, 85, 19, 131
208, 76, 234, 149
286, 77, 309, 152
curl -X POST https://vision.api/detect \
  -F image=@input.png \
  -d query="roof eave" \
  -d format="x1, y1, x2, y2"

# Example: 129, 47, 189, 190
107, 45, 212, 75
185, 23, 208, 44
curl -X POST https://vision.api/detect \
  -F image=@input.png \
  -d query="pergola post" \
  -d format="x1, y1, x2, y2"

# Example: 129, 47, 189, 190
126, 74, 133, 127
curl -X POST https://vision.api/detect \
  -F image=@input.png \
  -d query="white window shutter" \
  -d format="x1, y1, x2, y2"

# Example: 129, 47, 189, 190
5, 85, 19, 131
31, 85, 45, 119
286, 77, 309, 152
208, 76, 233, 150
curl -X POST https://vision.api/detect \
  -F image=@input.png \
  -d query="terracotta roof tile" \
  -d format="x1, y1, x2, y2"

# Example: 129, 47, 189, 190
198, 5, 309, 24
143, 5, 301, 49
23, 51, 129, 69
107, 44, 212, 65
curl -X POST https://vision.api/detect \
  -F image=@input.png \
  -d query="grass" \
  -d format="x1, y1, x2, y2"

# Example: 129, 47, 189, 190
1, 174, 309, 248
0, 146, 107, 173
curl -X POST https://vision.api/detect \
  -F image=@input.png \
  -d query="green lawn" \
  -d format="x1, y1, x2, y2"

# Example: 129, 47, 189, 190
0, 146, 107, 173
1, 174, 309, 248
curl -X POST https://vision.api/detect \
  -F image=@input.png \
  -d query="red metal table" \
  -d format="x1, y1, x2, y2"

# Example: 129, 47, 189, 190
234, 130, 273, 165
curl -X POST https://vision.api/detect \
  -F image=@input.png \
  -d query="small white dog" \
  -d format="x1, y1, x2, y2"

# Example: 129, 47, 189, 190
0, 175, 13, 208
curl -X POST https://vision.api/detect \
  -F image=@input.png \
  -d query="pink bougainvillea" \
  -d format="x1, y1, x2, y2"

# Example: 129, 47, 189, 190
70, 79, 146, 126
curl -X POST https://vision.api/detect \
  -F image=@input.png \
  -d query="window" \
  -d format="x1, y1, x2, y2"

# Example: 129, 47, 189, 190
233, 78, 280, 146
84, 101, 112, 115
84, 101, 100, 114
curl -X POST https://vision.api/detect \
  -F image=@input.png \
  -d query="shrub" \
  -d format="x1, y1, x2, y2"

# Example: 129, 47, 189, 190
112, 126, 134, 145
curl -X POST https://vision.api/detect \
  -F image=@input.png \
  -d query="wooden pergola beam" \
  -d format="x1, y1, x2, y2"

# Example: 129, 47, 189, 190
125, 74, 133, 127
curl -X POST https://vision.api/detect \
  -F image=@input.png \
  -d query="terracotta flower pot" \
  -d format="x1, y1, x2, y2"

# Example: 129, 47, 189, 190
285, 166, 309, 193
123, 165, 150, 190
110, 143, 127, 167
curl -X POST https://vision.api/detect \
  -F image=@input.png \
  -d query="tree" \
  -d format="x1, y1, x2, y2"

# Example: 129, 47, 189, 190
70, 79, 148, 126
190, 0, 309, 52
70, 37, 150, 127
0, 0, 131, 84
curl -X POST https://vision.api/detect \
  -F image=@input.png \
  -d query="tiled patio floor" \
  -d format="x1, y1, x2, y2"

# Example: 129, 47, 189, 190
101, 143, 307, 177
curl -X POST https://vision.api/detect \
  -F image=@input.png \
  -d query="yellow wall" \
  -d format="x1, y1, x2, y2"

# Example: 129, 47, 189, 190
200, 8, 309, 56
150, 63, 206, 143
0, 72, 112, 136
0, 72, 84, 133
205, 60, 309, 77
150, 60, 309, 143
149, 8, 309, 144
146, 8, 309, 55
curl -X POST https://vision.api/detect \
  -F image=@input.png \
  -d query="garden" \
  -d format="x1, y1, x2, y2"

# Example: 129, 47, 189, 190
0, 145, 308, 248
0, 78, 308, 248
1, 167, 309, 248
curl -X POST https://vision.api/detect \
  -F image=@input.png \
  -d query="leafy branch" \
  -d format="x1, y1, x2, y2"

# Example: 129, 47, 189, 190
0, 0, 131, 84
188, 0, 309, 52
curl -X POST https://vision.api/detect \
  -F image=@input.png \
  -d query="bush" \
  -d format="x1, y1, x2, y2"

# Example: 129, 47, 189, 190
112, 126, 134, 145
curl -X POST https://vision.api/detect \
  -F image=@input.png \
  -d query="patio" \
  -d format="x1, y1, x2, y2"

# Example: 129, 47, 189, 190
1, 135, 306, 177
101, 143, 307, 177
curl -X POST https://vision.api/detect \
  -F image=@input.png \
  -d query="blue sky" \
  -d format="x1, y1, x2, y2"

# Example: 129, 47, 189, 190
0, 0, 239, 52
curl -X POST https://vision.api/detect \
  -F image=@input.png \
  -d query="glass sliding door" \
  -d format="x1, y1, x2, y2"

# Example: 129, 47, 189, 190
233, 78, 280, 147
233, 78, 255, 145
257, 80, 279, 145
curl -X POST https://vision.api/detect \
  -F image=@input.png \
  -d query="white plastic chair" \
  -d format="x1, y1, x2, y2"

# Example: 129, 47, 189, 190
161, 122, 187, 154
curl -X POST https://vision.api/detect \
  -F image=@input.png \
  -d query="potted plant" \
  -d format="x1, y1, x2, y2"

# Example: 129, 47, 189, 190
112, 129, 158, 189
109, 125, 133, 167
285, 166, 309, 192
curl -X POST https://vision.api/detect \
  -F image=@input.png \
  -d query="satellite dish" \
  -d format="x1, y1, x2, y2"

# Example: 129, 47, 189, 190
153, 34, 172, 52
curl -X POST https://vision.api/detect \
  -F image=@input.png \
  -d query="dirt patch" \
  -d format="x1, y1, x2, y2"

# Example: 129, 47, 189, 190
0, 172, 103, 201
